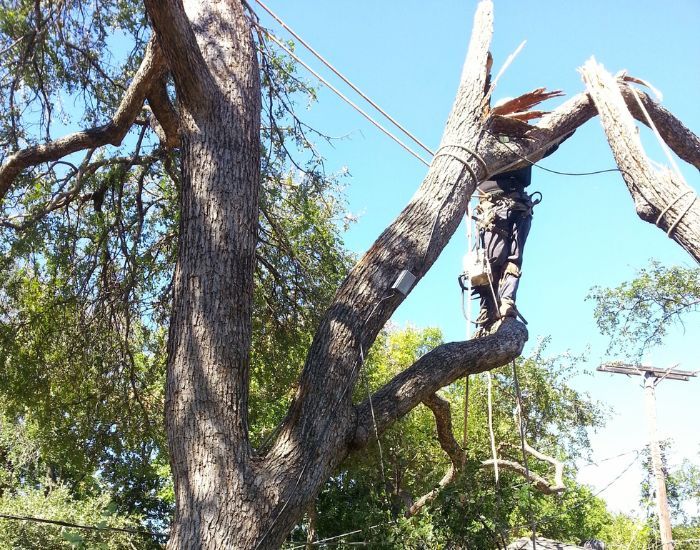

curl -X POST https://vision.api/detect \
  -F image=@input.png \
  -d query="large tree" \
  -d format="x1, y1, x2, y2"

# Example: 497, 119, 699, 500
1, 0, 699, 547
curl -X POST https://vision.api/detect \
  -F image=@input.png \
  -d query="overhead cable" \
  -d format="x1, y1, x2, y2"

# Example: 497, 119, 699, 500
0, 512, 165, 540
257, 25, 431, 167
253, 0, 434, 157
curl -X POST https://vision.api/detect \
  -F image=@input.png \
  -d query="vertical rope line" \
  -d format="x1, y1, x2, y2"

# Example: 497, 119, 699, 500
360, 343, 388, 494
629, 86, 686, 184
463, 204, 474, 453
466, 203, 474, 337
487, 371, 499, 483
462, 376, 470, 459
512, 360, 537, 550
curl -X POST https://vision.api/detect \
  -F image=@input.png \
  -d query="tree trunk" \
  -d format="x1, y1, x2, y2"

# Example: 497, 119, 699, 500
141, 0, 602, 546
146, 1, 263, 547
0, 0, 698, 546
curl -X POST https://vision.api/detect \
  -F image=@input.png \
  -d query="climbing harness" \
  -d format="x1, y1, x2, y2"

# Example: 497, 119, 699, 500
459, 186, 540, 331
474, 189, 540, 233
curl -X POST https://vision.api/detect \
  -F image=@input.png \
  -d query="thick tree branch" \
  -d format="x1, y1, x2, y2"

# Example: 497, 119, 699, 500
620, 85, 700, 171
143, 0, 214, 108
268, 0, 500, 467
251, 3, 700, 543
0, 37, 166, 202
268, 0, 599, 483
510, 442, 565, 493
146, 76, 181, 148
581, 58, 700, 263
422, 393, 464, 465
353, 320, 527, 447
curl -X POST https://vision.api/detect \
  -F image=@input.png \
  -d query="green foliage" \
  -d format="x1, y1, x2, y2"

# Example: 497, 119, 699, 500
0, 484, 153, 549
0, 0, 148, 152
294, 328, 612, 549
636, 444, 700, 547
597, 513, 653, 549
675, 457, 700, 520
588, 261, 700, 357
0, 266, 170, 528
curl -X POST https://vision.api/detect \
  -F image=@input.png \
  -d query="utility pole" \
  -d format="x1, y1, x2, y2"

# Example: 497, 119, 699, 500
597, 362, 697, 550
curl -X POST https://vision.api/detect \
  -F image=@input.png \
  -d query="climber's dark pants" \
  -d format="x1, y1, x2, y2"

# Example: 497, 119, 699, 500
474, 204, 531, 322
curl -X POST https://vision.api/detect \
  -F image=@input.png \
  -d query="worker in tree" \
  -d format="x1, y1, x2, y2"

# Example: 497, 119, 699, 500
472, 163, 537, 334
466, 93, 565, 335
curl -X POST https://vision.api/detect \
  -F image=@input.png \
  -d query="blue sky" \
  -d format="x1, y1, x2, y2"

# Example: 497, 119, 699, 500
257, 0, 700, 516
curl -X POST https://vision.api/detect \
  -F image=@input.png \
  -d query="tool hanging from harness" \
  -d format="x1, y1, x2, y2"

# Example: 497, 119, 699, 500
458, 189, 541, 292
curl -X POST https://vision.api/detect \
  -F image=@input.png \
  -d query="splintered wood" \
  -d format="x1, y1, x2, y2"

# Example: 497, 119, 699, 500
581, 58, 700, 263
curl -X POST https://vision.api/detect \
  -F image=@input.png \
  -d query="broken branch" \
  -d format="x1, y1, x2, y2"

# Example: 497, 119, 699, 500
581, 58, 700, 263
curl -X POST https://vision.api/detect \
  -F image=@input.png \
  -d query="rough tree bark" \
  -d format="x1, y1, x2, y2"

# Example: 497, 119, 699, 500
2, 0, 700, 548
143, 1, 568, 547
144, 1, 262, 547
582, 59, 700, 263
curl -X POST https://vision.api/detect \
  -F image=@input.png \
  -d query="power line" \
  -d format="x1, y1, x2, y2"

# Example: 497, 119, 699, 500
253, 0, 433, 157
578, 447, 645, 467
485, 128, 627, 178
254, 2, 637, 182
255, 24, 431, 167
0, 512, 166, 540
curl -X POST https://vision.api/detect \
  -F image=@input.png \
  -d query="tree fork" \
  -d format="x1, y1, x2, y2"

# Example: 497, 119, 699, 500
255, 1, 600, 545
3, 1, 699, 548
